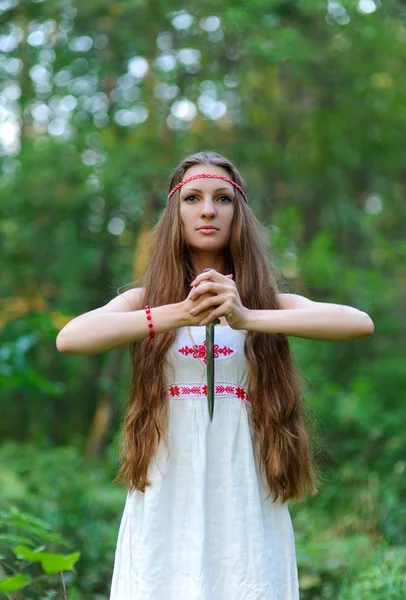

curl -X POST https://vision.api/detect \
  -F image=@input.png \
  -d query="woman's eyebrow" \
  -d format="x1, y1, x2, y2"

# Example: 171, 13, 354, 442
181, 187, 234, 195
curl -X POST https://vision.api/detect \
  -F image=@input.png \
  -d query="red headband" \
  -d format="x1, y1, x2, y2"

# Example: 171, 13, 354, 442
167, 173, 247, 203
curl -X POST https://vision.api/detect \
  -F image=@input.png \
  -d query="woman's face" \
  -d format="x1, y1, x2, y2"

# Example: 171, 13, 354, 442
179, 164, 235, 253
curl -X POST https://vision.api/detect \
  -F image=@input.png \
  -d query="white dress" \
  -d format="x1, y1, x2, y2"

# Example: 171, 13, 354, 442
110, 325, 300, 600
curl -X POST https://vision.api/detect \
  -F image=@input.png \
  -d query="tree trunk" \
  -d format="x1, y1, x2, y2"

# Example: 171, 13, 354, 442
84, 344, 126, 456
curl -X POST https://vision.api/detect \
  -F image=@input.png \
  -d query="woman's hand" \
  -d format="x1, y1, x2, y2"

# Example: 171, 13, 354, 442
187, 269, 249, 330
182, 286, 220, 327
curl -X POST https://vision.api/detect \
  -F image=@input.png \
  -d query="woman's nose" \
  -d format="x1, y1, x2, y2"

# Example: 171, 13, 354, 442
200, 200, 216, 216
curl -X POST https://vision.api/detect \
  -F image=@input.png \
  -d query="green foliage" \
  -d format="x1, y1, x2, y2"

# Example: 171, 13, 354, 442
0, 443, 125, 598
1, 312, 64, 395
0, 311, 128, 445
291, 466, 406, 598
0, 507, 79, 596
339, 547, 406, 599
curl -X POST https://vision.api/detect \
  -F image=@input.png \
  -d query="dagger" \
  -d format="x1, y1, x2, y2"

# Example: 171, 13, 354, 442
206, 315, 220, 421
202, 268, 220, 421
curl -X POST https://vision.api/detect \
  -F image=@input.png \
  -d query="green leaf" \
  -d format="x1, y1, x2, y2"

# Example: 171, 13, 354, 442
13, 545, 80, 573
14, 544, 43, 563
0, 573, 32, 592
40, 551, 81, 574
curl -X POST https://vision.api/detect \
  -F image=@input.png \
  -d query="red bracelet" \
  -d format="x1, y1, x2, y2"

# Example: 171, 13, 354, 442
144, 305, 155, 339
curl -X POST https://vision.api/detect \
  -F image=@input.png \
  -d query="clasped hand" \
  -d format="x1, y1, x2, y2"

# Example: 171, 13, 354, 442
185, 269, 248, 329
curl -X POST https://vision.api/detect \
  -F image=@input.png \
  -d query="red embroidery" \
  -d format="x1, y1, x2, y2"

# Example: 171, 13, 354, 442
177, 340, 234, 364
168, 385, 180, 397
166, 382, 251, 404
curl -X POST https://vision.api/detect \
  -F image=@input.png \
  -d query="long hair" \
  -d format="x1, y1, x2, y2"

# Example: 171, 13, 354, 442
115, 150, 320, 502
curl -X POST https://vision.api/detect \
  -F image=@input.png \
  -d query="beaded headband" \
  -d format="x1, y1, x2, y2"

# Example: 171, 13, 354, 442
167, 173, 247, 203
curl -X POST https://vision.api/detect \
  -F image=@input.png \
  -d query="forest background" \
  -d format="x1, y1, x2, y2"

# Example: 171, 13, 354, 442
1, 0, 405, 598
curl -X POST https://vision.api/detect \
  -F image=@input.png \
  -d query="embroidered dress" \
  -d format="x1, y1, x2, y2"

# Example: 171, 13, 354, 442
110, 326, 300, 600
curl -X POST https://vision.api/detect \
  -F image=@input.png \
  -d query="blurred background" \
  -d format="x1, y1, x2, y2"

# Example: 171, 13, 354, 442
1, 0, 405, 598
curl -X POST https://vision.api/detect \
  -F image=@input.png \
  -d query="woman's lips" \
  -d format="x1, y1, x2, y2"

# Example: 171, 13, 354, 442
197, 228, 218, 234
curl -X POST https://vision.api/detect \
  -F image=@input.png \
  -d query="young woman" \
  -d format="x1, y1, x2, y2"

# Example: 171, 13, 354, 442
56, 151, 374, 600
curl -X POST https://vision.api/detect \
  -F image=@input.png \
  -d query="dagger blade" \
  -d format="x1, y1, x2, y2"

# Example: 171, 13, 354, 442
206, 317, 220, 421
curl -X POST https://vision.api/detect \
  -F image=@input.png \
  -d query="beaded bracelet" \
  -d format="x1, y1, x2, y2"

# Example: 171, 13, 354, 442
144, 305, 155, 339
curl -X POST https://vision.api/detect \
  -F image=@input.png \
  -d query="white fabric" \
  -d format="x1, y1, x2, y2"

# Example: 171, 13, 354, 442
110, 326, 300, 600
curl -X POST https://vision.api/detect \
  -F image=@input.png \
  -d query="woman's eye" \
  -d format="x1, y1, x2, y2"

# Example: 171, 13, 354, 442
183, 195, 232, 203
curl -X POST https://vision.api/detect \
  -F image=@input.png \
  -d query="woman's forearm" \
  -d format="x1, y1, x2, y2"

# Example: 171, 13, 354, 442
56, 303, 185, 355
242, 304, 374, 341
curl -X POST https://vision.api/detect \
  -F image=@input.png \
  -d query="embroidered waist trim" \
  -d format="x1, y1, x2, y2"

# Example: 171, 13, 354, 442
166, 381, 251, 404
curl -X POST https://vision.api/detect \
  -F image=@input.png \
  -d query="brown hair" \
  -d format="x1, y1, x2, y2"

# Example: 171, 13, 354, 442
116, 150, 320, 502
